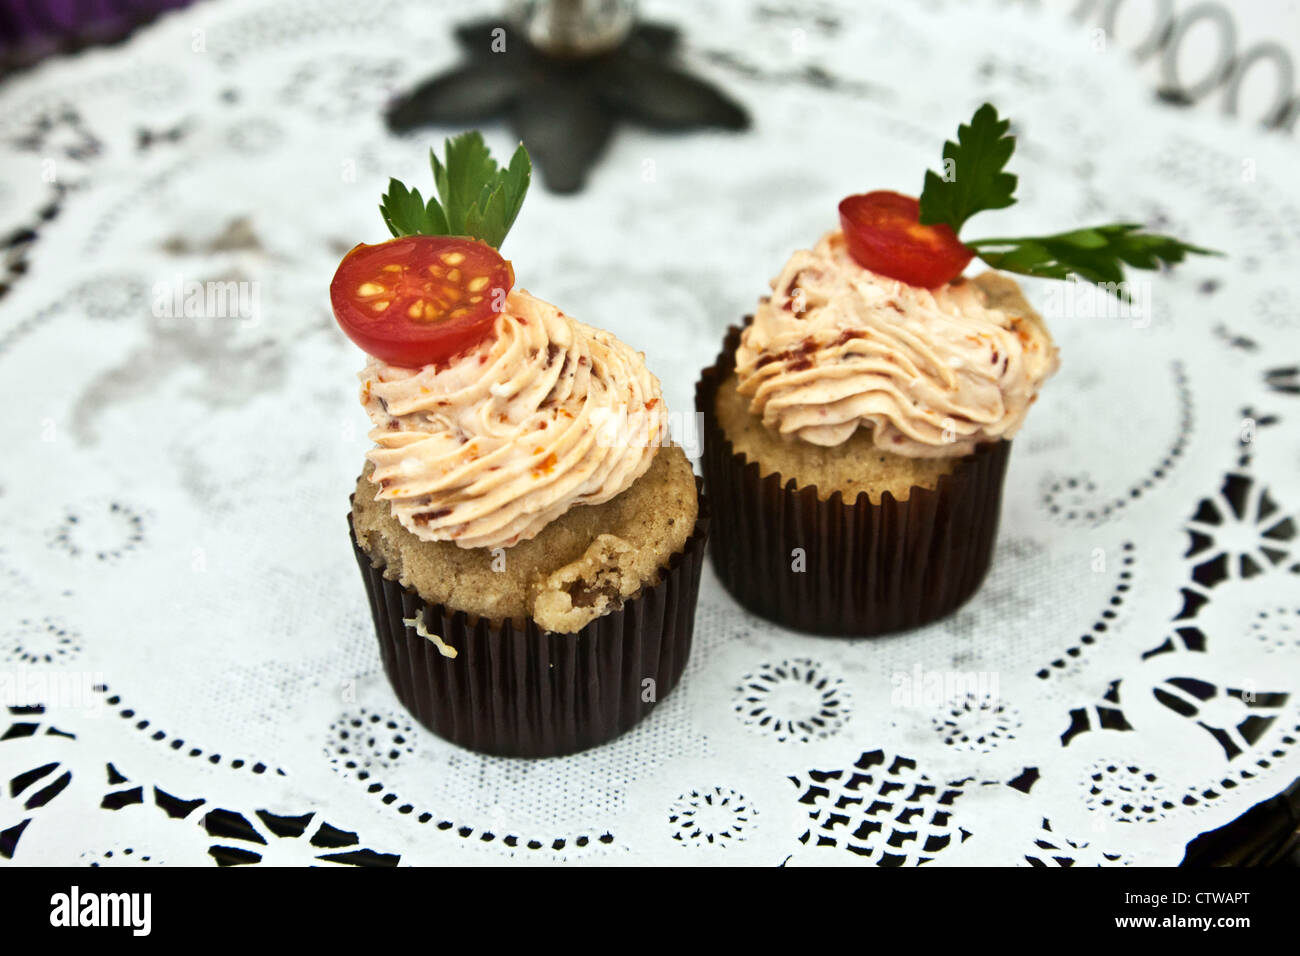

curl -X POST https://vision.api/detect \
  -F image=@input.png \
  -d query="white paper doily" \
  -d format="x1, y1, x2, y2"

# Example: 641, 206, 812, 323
1, 0, 1298, 866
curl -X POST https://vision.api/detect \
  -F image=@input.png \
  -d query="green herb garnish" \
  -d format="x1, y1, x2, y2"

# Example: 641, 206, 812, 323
966, 224, 1216, 285
380, 131, 531, 250
918, 103, 1018, 234
919, 103, 1218, 289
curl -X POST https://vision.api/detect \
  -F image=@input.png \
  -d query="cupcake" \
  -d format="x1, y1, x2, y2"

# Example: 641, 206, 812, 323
336, 133, 707, 756
698, 103, 1215, 636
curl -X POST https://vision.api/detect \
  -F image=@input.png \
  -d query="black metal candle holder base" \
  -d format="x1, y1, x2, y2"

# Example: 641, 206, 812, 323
385, 20, 749, 193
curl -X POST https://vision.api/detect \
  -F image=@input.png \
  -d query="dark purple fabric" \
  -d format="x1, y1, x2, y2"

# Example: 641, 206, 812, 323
0, 0, 195, 50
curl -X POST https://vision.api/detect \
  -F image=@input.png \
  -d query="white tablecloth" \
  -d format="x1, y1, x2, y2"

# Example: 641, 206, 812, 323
1, 0, 1297, 865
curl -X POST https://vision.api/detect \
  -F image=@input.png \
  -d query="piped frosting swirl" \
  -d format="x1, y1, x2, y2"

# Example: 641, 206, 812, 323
361, 289, 664, 549
735, 231, 1058, 457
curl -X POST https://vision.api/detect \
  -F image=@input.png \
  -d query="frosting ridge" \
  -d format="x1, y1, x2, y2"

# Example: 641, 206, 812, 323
361, 289, 664, 549
735, 231, 1058, 457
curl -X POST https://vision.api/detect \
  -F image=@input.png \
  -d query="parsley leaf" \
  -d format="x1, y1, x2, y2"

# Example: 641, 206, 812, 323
379, 178, 448, 238
966, 225, 1221, 288
918, 102, 1017, 233
912, 104, 1220, 296
379, 131, 531, 249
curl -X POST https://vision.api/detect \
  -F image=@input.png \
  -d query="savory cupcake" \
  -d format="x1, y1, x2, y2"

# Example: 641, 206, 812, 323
337, 133, 707, 756
698, 103, 1214, 636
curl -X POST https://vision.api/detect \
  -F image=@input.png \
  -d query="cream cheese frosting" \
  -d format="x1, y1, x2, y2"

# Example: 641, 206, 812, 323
735, 231, 1059, 458
361, 289, 665, 549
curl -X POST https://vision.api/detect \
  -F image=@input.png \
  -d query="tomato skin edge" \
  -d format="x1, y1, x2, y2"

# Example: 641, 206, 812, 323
330, 235, 514, 368
837, 191, 974, 289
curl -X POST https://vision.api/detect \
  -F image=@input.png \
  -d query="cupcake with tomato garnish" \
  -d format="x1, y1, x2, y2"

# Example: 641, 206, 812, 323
339, 133, 706, 757
698, 104, 1215, 635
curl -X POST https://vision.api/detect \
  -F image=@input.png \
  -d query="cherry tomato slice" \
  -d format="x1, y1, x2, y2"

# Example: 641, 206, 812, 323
330, 236, 514, 367
838, 191, 973, 288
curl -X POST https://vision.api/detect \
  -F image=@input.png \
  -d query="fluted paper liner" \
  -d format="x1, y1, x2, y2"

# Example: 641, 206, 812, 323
348, 480, 708, 758
697, 324, 1010, 636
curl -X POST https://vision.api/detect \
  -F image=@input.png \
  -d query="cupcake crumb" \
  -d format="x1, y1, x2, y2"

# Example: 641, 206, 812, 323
532, 534, 638, 633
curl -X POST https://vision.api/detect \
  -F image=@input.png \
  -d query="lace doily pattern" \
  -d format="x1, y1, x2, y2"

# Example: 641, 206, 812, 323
733, 658, 851, 744
789, 751, 972, 866
0, 0, 1297, 865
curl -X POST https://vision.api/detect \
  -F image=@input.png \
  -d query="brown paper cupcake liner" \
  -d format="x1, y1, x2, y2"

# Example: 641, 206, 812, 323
347, 479, 708, 758
696, 323, 1010, 636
